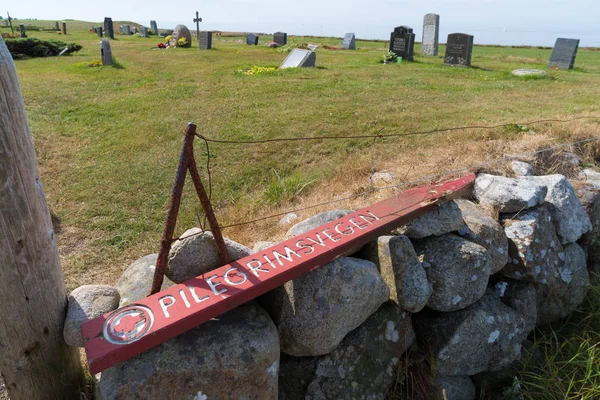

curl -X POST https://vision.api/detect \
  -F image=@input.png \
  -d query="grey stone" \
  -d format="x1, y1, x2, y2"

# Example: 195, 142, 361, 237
573, 181, 600, 273
64, 285, 120, 347
510, 160, 534, 176
260, 257, 389, 356
286, 210, 353, 237
497, 280, 537, 335
414, 234, 492, 312
413, 290, 528, 376
577, 168, 600, 183
389, 26, 415, 61
167, 228, 252, 283
253, 241, 276, 253
358, 235, 432, 312
456, 199, 509, 273
395, 201, 465, 239
100, 38, 112, 66
444, 33, 474, 67
422, 13, 440, 56
140, 26, 148, 38
280, 48, 316, 69
279, 303, 415, 400
341, 33, 356, 50
278, 212, 298, 226
169, 24, 192, 47
150, 20, 158, 35
534, 243, 589, 325
198, 31, 212, 50
104, 17, 114, 39
371, 171, 396, 184
96, 302, 279, 400
246, 33, 259, 45
435, 376, 476, 400
474, 173, 547, 213
501, 205, 565, 284
548, 38, 579, 70
537, 151, 582, 178
530, 175, 592, 244
511, 69, 549, 77
115, 254, 175, 307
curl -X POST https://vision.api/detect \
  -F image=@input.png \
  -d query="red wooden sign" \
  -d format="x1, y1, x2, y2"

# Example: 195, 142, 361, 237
82, 174, 475, 374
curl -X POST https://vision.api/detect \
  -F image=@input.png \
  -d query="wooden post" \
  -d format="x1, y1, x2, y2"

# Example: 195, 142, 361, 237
0, 37, 83, 399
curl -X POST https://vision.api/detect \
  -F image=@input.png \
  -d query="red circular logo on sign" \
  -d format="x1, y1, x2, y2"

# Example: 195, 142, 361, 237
103, 305, 154, 345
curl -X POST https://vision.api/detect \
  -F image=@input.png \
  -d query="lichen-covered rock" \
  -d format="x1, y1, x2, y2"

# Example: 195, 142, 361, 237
456, 199, 509, 273
286, 210, 353, 237
534, 243, 590, 325
358, 235, 432, 312
474, 174, 547, 213
501, 205, 565, 284
572, 181, 600, 272
260, 257, 389, 356
115, 254, 175, 307
64, 285, 120, 347
496, 280, 537, 335
253, 241, 276, 253
510, 160, 533, 177
530, 175, 592, 244
169, 24, 192, 47
167, 229, 252, 283
279, 303, 415, 400
394, 201, 465, 238
96, 302, 279, 400
435, 376, 476, 400
413, 234, 492, 312
413, 290, 527, 376
577, 168, 600, 183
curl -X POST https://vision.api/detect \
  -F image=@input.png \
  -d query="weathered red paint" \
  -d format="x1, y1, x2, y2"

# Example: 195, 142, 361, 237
82, 174, 475, 374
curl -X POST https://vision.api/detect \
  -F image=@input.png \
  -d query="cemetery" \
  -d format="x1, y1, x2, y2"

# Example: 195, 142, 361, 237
1, 11, 600, 400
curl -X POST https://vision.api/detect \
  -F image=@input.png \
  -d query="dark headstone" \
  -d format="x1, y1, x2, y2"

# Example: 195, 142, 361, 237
122, 24, 131, 35
389, 26, 415, 61
199, 31, 212, 50
273, 32, 287, 46
444, 33, 474, 67
104, 17, 115, 39
280, 48, 316, 69
341, 33, 356, 50
422, 13, 440, 56
54, 21, 59, 30
62, 22, 67, 35
101, 38, 113, 66
548, 38, 579, 70
141, 27, 148, 38
246, 33, 259, 45
150, 20, 158, 35
96, 27, 103, 38
19, 24, 26, 38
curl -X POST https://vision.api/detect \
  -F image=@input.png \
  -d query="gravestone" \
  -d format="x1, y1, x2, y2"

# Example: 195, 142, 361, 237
170, 24, 192, 47
273, 32, 287, 46
307, 43, 318, 51
444, 33, 474, 67
389, 26, 415, 61
341, 33, 356, 50
19, 24, 26, 38
62, 22, 67, 35
141, 27, 148, 38
280, 48, 316, 69
122, 24, 131, 35
54, 21, 59, 30
246, 33, 259, 45
104, 17, 114, 39
150, 20, 158, 35
96, 27, 103, 38
548, 38, 579, 70
101, 38, 113, 66
199, 31, 212, 50
422, 13, 440, 56
131, 27, 137, 35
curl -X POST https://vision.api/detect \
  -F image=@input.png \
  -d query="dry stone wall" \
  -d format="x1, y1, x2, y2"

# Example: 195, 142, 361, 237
62, 154, 600, 399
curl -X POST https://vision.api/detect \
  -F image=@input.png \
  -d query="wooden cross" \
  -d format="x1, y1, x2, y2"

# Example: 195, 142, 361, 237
193, 11, 202, 44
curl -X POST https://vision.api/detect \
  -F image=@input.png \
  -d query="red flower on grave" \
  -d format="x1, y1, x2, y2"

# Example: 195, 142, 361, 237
158, 43, 166, 48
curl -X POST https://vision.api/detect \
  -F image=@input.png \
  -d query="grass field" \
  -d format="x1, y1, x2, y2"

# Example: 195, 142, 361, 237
3, 19, 600, 398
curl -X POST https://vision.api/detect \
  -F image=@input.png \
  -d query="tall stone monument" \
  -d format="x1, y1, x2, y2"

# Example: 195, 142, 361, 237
341, 33, 356, 50
104, 17, 115, 39
422, 13, 440, 56
444, 33, 474, 67
389, 26, 415, 61
548, 38, 580, 70
101, 38, 113, 66
150, 20, 158, 35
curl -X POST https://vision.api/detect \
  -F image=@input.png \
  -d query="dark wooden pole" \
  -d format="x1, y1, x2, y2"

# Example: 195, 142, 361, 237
0, 37, 83, 399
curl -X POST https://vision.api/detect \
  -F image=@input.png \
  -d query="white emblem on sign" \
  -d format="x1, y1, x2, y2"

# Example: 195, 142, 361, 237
103, 305, 154, 345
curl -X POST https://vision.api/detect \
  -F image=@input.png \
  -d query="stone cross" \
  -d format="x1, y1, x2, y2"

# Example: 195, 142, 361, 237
193, 11, 203, 46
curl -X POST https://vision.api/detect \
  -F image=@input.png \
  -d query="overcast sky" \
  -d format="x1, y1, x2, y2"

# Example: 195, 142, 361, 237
5, 0, 600, 46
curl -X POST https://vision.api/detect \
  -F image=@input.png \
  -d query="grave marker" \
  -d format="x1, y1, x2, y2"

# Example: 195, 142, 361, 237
62, 22, 67, 35
104, 17, 115, 39
101, 38, 113, 66
280, 48, 316, 69
96, 26, 103, 38
422, 13, 440, 56
19, 24, 26, 38
548, 38, 579, 70
274, 32, 287, 46
389, 26, 415, 61
193, 11, 203, 48
246, 33, 259, 45
199, 31, 212, 50
341, 33, 356, 50
141, 26, 148, 38
151, 20, 158, 35
123, 24, 131, 35
54, 21, 59, 30
444, 33, 474, 67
